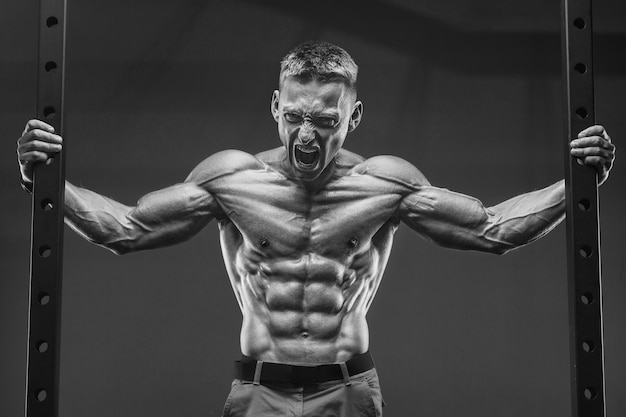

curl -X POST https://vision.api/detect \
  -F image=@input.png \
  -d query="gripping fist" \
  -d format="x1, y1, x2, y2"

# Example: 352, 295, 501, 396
570, 125, 615, 185
17, 119, 63, 184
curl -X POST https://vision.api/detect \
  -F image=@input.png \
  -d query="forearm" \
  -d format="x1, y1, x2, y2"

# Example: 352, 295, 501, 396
64, 181, 146, 254
482, 179, 565, 253
64, 181, 214, 254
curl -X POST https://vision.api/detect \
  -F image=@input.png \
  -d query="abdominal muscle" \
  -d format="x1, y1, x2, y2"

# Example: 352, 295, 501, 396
228, 247, 378, 365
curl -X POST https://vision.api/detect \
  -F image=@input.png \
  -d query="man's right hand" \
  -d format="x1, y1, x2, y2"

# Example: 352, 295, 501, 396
17, 119, 63, 184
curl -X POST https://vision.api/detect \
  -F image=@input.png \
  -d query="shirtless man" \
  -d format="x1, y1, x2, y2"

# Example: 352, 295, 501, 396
17, 41, 615, 416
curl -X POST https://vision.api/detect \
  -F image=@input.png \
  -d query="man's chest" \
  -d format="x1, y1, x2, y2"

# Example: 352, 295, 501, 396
210, 169, 403, 256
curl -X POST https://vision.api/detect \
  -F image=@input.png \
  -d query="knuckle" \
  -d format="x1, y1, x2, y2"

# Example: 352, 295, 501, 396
23, 140, 37, 151
31, 129, 43, 140
25, 120, 40, 133
33, 151, 47, 160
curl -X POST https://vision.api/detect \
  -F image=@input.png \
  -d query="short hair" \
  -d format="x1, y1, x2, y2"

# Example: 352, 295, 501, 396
279, 41, 358, 94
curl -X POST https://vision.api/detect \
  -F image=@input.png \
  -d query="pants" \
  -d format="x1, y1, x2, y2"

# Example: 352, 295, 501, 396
222, 367, 384, 417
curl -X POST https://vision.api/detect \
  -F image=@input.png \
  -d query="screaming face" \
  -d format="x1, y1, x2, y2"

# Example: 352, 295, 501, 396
272, 77, 362, 181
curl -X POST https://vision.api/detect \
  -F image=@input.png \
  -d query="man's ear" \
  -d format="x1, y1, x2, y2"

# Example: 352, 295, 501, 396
271, 90, 280, 123
348, 101, 363, 132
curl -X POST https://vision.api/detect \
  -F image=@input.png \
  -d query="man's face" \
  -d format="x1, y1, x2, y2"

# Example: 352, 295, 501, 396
272, 77, 362, 181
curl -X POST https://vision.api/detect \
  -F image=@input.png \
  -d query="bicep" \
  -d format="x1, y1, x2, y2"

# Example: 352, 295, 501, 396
399, 186, 496, 251
355, 155, 502, 251
124, 182, 219, 251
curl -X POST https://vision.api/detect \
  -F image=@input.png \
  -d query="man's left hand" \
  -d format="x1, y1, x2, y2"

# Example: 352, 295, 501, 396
570, 125, 616, 185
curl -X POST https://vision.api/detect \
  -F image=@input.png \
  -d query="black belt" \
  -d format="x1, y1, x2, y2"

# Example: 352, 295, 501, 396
234, 351, 374, 384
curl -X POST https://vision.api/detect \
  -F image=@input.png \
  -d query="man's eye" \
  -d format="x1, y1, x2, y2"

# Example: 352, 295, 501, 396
284, 113, 302, 123
316, 118, 337, 128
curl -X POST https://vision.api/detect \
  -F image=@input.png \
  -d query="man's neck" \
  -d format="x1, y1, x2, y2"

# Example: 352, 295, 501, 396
277, 154, 343, 192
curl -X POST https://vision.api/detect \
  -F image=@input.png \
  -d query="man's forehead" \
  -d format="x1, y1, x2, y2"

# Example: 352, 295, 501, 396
279, 77, 350, 107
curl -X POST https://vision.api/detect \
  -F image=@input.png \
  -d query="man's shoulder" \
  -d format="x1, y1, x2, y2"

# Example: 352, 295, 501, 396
352, 154, 430, 188
336, 148, 367, 169
254, 147, 286, 165
186, 149, 264, 184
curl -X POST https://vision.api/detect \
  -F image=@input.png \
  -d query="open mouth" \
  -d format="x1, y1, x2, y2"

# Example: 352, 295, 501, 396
294, 144, 320, 168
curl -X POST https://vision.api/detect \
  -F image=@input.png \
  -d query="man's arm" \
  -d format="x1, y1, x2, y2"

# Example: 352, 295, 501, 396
18, 119, 220, 255
391, 125, 614, 254
399, 180, 565, 254
64, 181, 217, 255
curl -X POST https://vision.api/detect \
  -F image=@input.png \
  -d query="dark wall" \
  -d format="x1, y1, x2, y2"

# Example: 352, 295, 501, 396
1, 1, 624, 416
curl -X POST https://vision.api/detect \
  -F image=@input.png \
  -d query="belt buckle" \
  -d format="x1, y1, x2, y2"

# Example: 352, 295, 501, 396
291, 365, 317, 383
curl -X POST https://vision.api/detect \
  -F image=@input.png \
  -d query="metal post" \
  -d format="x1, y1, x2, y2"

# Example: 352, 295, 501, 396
26, 0, 67, 416
561, 0, 606, 416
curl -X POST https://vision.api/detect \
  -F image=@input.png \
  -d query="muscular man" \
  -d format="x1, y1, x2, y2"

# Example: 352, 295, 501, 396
17, 42, 615, 416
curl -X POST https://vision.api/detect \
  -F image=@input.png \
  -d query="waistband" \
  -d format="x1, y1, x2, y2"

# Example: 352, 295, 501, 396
234, 351, 374, 384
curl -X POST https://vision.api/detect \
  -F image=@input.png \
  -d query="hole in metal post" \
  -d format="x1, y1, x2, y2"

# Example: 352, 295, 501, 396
578, 199, 591, 211
41, 199, 54, 211
39, 246, 52, 258
581, 292, 594, 305
45, 61, 57, 72
574, 63, 587, 74
43, 106, 56, 119
38, 293, 50, 305
579, 246, 593, 258
584, 387, 597, 400
573, 18, 586, 29
36, 341, 49, 353
582, 340, 595, 353
35, 390, 47, 402
46, 16, 58, 27
576, 107, 588, 119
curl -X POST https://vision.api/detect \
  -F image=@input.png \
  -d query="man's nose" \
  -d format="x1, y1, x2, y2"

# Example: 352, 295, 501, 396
298, 124, 315, 143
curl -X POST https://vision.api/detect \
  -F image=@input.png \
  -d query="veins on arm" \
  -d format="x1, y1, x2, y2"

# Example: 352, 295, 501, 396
64, 181, 217, 255
63, 149, 260, 255
364, 154, 567, 254
399, 180, 566, 254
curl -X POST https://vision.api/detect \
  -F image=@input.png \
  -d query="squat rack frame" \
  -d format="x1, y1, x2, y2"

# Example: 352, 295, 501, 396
24, 0, 606, 416
561, 0, 607, 416
25, 1, 66, 416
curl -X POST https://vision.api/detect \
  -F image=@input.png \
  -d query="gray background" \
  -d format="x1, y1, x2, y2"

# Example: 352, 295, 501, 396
1, 0, 625, 416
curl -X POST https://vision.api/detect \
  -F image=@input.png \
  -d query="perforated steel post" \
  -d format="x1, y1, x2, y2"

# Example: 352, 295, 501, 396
561, 0, 606, 416
25, 1, 67, 416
